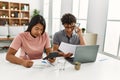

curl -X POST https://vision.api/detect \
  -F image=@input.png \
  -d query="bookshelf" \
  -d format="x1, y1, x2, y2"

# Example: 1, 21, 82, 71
0, 1, 30, 26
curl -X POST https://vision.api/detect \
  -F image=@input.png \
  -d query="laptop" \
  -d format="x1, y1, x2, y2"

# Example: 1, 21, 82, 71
65, 45, 99, 64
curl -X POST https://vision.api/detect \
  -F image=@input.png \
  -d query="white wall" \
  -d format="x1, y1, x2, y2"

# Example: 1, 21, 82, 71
87, 0, 109, 52
61, 0, 73, 16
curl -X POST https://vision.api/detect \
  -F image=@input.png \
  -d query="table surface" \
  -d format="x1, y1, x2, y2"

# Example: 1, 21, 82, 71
0, 53, 120, 80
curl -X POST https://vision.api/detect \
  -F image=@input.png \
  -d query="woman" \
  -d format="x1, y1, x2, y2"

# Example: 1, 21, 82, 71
6, 15, 54, 68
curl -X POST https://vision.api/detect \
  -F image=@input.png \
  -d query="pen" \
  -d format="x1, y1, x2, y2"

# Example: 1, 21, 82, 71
41, 60, 54, 66
25, 52, 30, 59
42, 60, 47, 64
47, 60, 55, 66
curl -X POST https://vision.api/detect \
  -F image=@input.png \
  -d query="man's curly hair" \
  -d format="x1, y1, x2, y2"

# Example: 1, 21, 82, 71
61, 13, 76, 25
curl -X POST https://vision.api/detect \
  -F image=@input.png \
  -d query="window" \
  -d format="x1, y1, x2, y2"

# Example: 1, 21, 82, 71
72, 0, 89, 29
43, 0, 61, 36
43, 0, 49, 32
104, 0, 120, 57
43, 0, 88, 36
52, 0, 61, 35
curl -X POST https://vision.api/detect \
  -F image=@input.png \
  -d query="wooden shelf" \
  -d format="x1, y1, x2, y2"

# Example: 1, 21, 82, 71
0, 1, 30, 26
0, 38, 14, 41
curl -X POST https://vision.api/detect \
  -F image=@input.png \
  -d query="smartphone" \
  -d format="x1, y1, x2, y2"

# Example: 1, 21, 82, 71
75, 23, 80, 27
74, 23, 80, 33
43, 52, 61, 60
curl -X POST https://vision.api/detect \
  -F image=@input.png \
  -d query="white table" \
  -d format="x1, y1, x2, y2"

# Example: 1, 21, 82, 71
0, 53, 120, 80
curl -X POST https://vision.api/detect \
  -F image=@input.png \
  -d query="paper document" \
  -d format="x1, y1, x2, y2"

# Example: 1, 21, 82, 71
58, 42, 77, 54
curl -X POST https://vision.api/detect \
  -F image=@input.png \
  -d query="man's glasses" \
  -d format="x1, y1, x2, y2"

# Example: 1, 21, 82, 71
64, 23, 80, 29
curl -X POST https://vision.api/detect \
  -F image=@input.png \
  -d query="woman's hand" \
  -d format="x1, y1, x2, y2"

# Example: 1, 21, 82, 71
21, 60, 33, 68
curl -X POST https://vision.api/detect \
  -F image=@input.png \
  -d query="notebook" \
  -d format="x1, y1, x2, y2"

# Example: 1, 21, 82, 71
65, 45, 99, 64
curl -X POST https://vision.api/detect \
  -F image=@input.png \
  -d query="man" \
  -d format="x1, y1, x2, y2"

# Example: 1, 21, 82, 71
53, 13, 85, 57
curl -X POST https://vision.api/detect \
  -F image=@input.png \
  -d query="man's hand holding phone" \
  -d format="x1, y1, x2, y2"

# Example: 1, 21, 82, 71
74, 23, 82, 35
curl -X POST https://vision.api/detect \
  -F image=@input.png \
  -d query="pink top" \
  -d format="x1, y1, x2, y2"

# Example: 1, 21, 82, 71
10, 32, 51, 60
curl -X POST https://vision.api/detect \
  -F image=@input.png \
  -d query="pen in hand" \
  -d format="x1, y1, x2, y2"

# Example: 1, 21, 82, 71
25, 52, 30, 60
22, 52, 33, 68
47, 60, 55, 66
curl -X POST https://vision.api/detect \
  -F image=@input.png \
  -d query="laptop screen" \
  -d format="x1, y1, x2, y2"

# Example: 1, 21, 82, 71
74, 45, 99, 63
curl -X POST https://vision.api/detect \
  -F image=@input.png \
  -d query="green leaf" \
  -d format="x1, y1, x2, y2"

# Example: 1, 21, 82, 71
32, 9, 40, 17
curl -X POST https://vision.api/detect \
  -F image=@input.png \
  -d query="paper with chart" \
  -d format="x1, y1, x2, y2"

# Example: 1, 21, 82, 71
58, 42, 77, 54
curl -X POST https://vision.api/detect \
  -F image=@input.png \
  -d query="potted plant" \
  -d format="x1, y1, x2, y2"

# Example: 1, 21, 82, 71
11, 6, 14, 10
14, 7, 18, 10
31, 9, 40, 18
2, 4, 6, 9
81, 28, 86, 33
2, 14, 6, 18
7, 35, 10, 38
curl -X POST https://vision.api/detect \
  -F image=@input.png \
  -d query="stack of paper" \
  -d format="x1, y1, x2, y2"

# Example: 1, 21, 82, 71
58, 42, 77, 54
